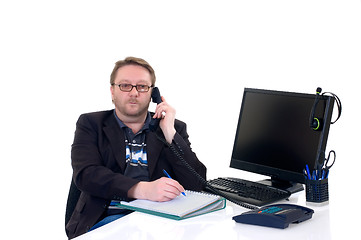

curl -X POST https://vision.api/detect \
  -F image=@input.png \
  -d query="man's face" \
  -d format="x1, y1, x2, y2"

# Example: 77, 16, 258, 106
111, 64, 152, 120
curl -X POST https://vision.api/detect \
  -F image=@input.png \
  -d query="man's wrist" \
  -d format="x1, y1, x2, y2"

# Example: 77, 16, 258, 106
164, 128, 176, 144
127, 182, 146, 199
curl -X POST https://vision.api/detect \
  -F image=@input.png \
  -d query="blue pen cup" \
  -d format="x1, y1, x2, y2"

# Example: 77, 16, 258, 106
305, 178, 329, 203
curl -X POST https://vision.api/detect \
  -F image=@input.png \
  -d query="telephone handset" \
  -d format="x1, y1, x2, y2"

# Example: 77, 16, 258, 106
149, 87, 162, 132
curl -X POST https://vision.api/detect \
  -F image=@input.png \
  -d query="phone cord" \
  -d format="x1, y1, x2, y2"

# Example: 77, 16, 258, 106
155, 133, 259, 210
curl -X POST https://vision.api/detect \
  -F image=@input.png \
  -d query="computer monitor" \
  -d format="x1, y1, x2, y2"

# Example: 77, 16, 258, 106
230, 88, 335, 193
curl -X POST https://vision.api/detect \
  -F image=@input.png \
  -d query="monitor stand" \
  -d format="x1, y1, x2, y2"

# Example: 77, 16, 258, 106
257, 178, 304, 194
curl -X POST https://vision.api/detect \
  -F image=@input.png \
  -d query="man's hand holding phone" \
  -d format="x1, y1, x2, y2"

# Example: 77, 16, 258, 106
153, 96, 176, 144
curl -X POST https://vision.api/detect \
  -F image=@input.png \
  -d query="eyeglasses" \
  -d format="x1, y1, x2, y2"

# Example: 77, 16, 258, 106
112, 83, 153, 92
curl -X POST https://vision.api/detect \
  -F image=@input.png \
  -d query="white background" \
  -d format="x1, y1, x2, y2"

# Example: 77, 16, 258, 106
1, 1, 360, 239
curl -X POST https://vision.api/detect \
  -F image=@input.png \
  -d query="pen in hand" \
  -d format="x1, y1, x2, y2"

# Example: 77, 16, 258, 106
162, 169, 186, 196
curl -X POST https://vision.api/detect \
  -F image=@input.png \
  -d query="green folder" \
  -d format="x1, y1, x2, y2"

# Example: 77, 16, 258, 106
116, 190, 226, 220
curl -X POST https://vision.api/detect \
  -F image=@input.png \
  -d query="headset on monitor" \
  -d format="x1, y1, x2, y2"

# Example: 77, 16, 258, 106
309, 87, 342, 131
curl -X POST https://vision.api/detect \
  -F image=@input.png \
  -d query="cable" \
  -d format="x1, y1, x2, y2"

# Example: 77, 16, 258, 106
154, 132, 259, 210
322, 91, 342, 124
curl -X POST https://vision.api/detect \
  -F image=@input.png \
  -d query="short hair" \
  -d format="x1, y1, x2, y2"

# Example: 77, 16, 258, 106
110, 57, 156, 86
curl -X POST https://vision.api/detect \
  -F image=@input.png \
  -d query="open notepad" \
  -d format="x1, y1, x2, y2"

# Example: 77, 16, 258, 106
116, 190, 226, 220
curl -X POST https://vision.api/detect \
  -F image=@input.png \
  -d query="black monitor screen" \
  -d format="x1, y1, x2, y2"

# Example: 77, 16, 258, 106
230, 88, 334, 186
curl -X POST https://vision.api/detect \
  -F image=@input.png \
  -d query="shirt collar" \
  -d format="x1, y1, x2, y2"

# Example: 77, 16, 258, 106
113, 110, 151, 132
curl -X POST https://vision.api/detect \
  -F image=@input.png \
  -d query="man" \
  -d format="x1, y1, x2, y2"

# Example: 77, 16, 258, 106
66, 57, 207, 239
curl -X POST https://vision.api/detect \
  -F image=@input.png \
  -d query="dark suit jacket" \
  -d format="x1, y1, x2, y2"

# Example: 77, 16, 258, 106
66, 110, 207, 239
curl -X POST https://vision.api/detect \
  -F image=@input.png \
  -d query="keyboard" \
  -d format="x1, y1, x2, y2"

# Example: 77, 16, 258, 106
206, 177, 291, 207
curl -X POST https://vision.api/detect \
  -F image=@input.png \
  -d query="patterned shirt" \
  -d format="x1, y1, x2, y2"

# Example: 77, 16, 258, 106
113, 110, 151, 181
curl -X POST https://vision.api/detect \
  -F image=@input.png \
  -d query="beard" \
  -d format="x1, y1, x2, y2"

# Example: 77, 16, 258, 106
114, 97, 151, 119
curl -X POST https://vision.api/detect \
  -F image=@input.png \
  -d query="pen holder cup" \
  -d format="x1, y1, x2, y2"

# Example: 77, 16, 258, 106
305, 178, 329, 203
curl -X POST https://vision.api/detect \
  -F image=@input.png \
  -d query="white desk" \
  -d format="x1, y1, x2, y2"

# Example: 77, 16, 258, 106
73, 189, 349, 240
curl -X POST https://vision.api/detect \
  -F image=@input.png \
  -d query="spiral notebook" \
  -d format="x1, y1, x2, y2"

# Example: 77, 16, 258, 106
116, 190, 226, 220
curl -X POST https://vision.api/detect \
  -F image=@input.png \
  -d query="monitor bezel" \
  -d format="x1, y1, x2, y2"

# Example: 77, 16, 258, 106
229, 88, 334, 187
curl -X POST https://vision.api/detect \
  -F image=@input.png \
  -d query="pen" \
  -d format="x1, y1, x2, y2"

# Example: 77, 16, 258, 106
324, 168, 329, 179
305, 164, 311, 180
162, 169, 186, 196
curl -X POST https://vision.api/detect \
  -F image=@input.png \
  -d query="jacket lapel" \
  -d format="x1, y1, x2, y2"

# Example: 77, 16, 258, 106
146, 129, 164, 178
103, 114, 126, 171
